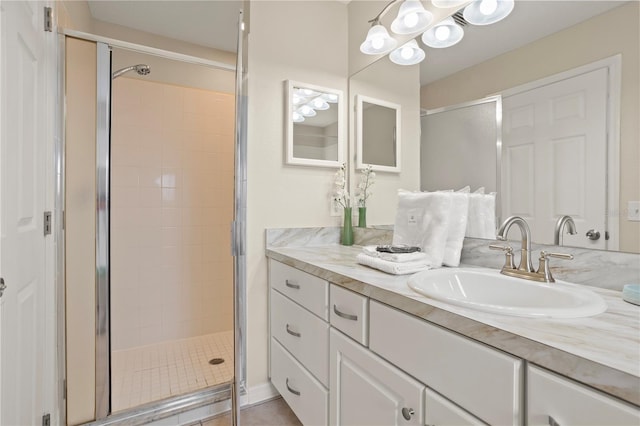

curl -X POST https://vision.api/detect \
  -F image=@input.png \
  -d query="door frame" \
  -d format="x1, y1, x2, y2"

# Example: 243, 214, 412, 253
499, 55, 621, 251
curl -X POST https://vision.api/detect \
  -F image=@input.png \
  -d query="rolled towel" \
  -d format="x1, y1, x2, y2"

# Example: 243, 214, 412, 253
362, 245, 429, 263
466, 191, 497, 239
392, 189, 452, 267
443, 190, 470, 267
356, 253, 432, 275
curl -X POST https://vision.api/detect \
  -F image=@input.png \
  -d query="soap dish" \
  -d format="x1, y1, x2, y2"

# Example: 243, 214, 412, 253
622, 284, 640, 306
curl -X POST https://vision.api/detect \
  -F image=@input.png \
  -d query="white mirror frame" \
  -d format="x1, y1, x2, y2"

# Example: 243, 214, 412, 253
285, 80, 345, 168
356, 94, 401, 173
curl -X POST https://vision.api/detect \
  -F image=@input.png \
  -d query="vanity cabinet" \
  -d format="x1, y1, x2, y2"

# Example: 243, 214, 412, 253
369, 300, 522, 425
424, 388, 486, 426
269, 260, 329, 425
329, 328, 423, 425
527, 366, 640, 426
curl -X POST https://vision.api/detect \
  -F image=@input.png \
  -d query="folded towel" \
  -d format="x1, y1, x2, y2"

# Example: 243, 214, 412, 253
466, 191, 497, 239
356, 253, 432, 275
362, 245, 429, 263
392, 189, 452, 267
442, 190, 470, 267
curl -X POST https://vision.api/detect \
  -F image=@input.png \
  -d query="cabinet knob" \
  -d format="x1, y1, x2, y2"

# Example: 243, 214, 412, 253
401, 407, 414, 421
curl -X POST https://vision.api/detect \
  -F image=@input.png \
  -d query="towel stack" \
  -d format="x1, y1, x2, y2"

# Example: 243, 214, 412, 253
356, 246, 432, 275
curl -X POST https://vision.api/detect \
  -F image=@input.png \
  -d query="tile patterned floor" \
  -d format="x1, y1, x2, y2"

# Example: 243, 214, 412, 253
112, 330, 234, 412
199, 398, 302, 426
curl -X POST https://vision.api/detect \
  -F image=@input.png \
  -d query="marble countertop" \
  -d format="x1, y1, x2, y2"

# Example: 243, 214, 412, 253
266, 244, 640, 406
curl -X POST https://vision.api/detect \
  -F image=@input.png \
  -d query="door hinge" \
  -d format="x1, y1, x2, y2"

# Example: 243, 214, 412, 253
43, 7, 53, 32
44, 211, 52, 236
42, 413, 51, 426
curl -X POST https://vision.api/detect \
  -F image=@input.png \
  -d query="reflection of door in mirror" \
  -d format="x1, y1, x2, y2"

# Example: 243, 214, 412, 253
356, 95, 401, 173
286, 80, 344, 167
502, 67, 609, 251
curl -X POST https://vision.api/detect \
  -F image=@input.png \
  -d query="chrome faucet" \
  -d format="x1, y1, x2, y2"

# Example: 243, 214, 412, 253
554, 215, 577, 245
496, 216, 534, 272
491, 216, 574, 283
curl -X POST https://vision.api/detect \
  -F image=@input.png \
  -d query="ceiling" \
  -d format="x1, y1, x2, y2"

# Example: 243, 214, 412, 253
87, 1, 628, 83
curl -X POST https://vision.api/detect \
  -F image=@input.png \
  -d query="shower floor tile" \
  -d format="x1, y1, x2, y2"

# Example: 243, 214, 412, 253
112, 330, 234, 413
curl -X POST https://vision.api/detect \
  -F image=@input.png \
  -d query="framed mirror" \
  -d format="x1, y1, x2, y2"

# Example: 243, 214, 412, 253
356, 94, 401, 173
285, 80, 344, 167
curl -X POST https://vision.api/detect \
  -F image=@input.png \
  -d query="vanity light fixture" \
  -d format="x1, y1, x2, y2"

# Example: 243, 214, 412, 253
431, 0, 469, 7
360, 21, 398, 55
298, 105, 317, 117
390, 0, 433, 34
463, 0, 514, 26
322, 93, 339, 103
292, 111, 305, 123
308, 97, 330, 110
422, 16, 464, 48
389, 39, 425, 65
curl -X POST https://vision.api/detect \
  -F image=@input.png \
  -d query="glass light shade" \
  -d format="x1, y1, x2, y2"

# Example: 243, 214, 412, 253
322, 93, 339, 103
463, 0, 514, 25
292, 93, 306, 105
292, 111, 305, 123
431, 0, 469, 8
422, 17, 464, 48
309, 98, 330, 110
297, 88, 319, 97
389, 39, 425, 66
360, 24, 398, 55
298, 105, 316, 117
391, 0, 434, 34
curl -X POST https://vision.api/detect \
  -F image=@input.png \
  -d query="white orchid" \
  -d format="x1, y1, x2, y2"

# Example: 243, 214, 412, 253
356, 165, 375, 207
332, 163, 351, 208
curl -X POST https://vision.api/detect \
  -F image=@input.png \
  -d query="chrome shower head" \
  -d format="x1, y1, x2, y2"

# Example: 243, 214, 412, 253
112, 64, 151, 79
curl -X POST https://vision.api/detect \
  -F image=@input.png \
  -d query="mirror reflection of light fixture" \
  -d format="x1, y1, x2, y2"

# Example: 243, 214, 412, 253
322, 93, 339, 103
292, 111, 305, 123
390, 0, 433, 34
298, 105, 317, 117
309, 98, 330, 110
463, 0, 514, 25
360, 22, 398, 55
389, 39, 425, 65
422, 17, 464, 48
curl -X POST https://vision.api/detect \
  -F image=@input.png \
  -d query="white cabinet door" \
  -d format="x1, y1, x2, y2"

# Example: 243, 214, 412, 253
424, 388, 486, 426
330, 328, 424, 426
528, 366, 640, 426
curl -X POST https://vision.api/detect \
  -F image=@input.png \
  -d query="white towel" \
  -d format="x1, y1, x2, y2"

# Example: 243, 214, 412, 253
466, 191, 497, 239
362, 245, 429, 263
442, 190, 470, 267
356, 253, 431, 275
392, 189, 452, 267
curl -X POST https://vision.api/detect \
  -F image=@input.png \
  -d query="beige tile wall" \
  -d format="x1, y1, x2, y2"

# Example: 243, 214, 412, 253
110, 77, 235, 351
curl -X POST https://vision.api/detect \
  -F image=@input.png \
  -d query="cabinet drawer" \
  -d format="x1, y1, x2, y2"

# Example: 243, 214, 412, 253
369, 301, 522, 426
425, 388, 486, 426
271, 289, 329, 386
270, 260, 328, 320
271, 338, 328, 426
527, 366, 640, 426
330, 284, 368, 346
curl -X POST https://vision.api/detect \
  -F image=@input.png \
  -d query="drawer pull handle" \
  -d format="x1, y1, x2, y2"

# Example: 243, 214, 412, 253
285, 280, 300, 289
286, 378, 301, 396
548, 416, 560, 426
285, 324, 301, 338
334, 304, 358, 321
401, 407, 415, 421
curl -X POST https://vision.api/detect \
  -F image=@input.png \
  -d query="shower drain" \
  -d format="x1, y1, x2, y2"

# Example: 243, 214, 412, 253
209, 358, 225, 365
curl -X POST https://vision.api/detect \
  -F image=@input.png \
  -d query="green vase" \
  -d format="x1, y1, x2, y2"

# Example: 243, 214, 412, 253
342, 207, 354, 246
358, 207, 367, 228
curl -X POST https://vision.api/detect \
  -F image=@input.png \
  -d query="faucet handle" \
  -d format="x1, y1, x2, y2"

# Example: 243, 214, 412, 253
537, 251, 574, 283
489, 244, 516, 270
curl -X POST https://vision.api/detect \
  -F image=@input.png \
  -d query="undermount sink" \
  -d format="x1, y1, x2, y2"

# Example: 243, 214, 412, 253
407, 268, 607, 318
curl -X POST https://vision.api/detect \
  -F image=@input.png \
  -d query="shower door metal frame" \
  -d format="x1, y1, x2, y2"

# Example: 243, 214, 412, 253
57, 27, 245, 425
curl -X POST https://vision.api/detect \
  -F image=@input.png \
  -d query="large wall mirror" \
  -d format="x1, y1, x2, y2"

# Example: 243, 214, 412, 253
285, 80, 344, 167
348, 1, 639, 254
356, 95, 401, 172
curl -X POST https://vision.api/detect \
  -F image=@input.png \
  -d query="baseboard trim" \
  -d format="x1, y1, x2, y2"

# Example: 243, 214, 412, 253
242, 381, 279, 407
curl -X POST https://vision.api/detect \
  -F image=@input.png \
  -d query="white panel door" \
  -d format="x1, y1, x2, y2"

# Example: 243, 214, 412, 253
330, 329, 424, 426
0, 1, 49, 425
502, 68, 608, 249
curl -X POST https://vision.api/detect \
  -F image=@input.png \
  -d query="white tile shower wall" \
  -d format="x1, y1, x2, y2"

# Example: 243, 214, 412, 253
111, 77, 235, 351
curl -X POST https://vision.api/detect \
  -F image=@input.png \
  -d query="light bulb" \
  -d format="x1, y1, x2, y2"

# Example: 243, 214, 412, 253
403, 12, 419, 29
292, 112, 304, 123
292, 94, 304, 105
301, 88, 314, 96
479, 0, 498, 16
371, 36, 384, 50
435, 25, 451, 41
400, 46, 414, 60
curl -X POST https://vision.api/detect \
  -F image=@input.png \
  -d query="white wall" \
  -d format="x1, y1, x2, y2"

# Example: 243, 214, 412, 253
246, 1, 348, 390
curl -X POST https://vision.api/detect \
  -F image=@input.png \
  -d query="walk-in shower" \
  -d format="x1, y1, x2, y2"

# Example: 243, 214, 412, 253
112, 64, 151, 79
